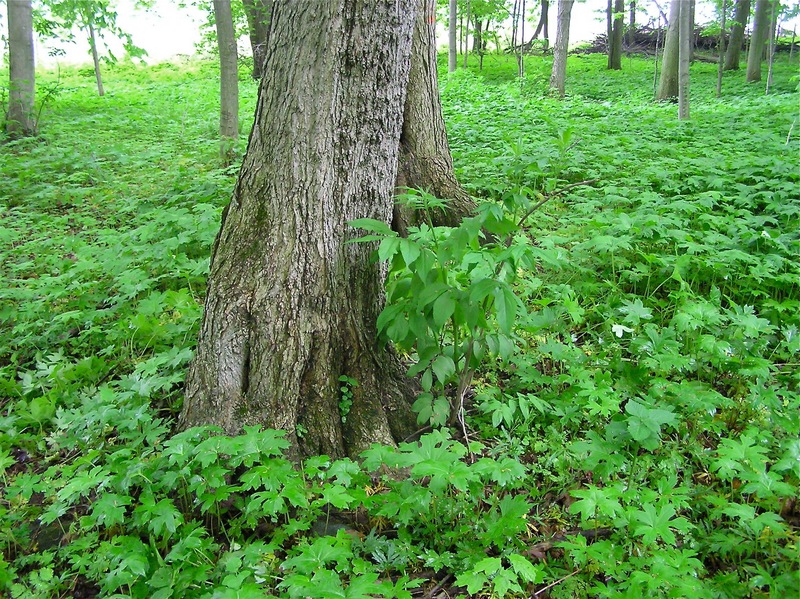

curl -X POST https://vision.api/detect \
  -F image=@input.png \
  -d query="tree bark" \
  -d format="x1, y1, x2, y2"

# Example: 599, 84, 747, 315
678, 0, 691, 119
242, 0, 272, 79
724, 0, 751, 70
87, 20, 105, 97
746, 0, 770, 81
656, 0, 680, 100
628, 0, 636, 46
550, 0, 574, 98
213, 0, 239, 161
6, 0, 36, 138
181, 0, 418, 460
608, 0, 624, 69
717, 0, 728, 97
394, 0, 476, 235
449, 0, 458, 71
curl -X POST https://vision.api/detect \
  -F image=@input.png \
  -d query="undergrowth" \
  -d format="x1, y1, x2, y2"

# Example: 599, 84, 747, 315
1, 53, 798, 598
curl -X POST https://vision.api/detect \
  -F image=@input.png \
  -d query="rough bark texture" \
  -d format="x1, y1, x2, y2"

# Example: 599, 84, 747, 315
656, 0, 680, 100
213, 0, 239, 159
550, 0, 574, 98
724, 0, 751, 70
746, 0, 770, 82
449, 0, 457, 71
6, 0, 36, 138
394, 0, 476, 235
678, 0, 691, 119
608, 0, 624, 69
242, 0, 272, 79
181, 1, 419, 459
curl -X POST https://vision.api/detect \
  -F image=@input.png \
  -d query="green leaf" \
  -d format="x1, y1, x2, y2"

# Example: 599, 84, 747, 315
349, 218, 395, 236
431, 355, 456, 385
432, 292, 456, 329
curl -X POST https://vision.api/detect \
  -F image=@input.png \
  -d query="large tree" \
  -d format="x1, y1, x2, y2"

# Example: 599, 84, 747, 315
180, 0, 419, 459
656, 0, 680, 100
608, 0, 625, 69
550, 0, 574, 97
6, 0, 36, 138
746, 0, 771, 81
394, 0, 475, 234
724, 0, 751, 70
213, 0, 238, 161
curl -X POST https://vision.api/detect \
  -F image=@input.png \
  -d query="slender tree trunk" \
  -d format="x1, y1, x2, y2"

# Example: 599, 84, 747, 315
765, 0, 779, 93
550, 0, 574, 97
542, 0, 550, 49
473, 19, 483, 52
656, 0, 680, 100
678, 0, 691, 119
717, 0, 728, 97
518, 0, 526, 77
213, 0, 239, 162
242, 0, 272, 79
463, 0, 472, 68
608, 0, 624, 69
449, 0, 457, 71
6, 0, 36, 138
87, 20, 105, 97
628, 0, 636, 46
395, 0, 476, 235
746, 0, 770, 81
724, 0, 751, 70
181, 0, 418, 460
689, 0, 696, 61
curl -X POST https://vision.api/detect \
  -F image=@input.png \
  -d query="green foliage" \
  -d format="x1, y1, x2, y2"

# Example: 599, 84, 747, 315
2, 52, 799, 598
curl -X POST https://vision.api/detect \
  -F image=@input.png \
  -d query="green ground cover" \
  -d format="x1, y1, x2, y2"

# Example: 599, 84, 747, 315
1, 52, 798, 598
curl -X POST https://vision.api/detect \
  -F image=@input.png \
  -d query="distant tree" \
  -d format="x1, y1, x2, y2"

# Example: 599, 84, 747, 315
550, 0, 574, 97
628, 0, 636, 46
213, 0, 238, 162
608, 0, 624, 69
747, 0, 771, 81
678, 0, 691, 119
6, 0, 36, 138
242, 0, 271, 79
724, 0, 751, 70
180, 0, 419, 459
656, 0, 680, 100
37, 0, 147, 96
449, 0, 458, 71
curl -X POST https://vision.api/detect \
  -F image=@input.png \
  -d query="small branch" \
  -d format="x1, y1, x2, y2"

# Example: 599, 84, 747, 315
532, 568, 583, 597
424, 573, 453, 599
516, 178, 599, 228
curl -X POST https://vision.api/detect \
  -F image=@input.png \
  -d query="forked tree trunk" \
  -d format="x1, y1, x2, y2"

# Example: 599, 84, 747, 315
213, 0, 239, 161
724, 0, 751, 70
181, 1, 419, 459
394, 0, 476, 235
656, 0, 680, 100
6, 0, 36, 138
550, 0, 574, 97
608, 0, 624, 69
746, 0, 771, 81
242, 0, 272, 79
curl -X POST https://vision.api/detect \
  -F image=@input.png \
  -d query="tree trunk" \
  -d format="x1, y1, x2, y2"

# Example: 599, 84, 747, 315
608, 0, 624, 69
473, 19, 483, 52
656, 0, 680, 100
724, 0, 751, 70
542, 0, 550, 48
181, 0, 419, 460
747, 0, 770, 81
463, 0, 471, 68
242, 0, 272, 79
717, 0, 728, 97
87, 20, 105, 97
678, 0, 691, 119
213, 0, 239, 161
394, 0, 476, 235
765, 0, 779, 93
449, 0, 457, 71
550, 0, 574, 98
628, 0, 636, 46
6, 0, 36, 138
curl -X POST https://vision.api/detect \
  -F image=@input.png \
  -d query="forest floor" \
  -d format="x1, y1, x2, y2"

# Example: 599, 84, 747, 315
1, 52, 799, 598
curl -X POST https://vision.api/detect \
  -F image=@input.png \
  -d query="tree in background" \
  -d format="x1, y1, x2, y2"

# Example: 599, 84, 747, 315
212, 0, 238, 162
395, 0, 476, 233
724, 0, 751, 69
550, 0, 574, 97
678, 0, 691, 118
608, 0, 625, 69
181, 0, 419, 459
656, 0, 680, 100
37, 0, 147, 96
6, 0, 36, 138
449, 0, 458, 70
746, 0, 772, 81
242, 0, 271, 79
